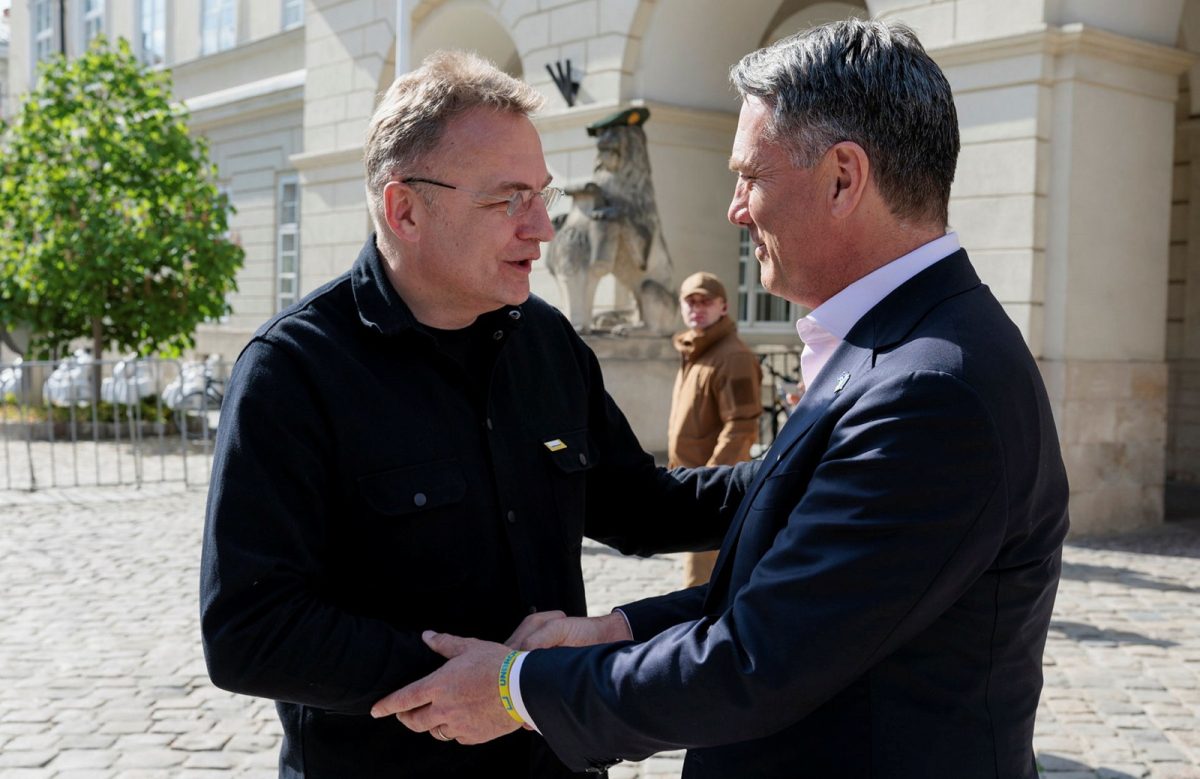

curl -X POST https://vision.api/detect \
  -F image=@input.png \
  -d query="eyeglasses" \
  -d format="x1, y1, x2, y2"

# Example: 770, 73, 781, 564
401, 176, 564, 217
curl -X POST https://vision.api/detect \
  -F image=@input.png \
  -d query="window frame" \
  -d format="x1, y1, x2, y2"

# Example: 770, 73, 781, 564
80, 0, 105, 47
200, 0, 237, 55
138, 0, 167, 67
281, 0, 304, 30
735, 227, 804, 333
276, 174, 301, 313
31, 0, 57, 72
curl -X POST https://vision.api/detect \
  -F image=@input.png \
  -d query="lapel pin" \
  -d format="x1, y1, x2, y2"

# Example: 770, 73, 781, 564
834, 372, 851, 393
543, 439, 567, 452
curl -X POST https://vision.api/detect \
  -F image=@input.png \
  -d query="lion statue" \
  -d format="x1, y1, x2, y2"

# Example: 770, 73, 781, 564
545, 107, 677, 334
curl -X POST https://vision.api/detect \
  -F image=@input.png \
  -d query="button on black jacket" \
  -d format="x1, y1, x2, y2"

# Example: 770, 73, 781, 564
200, 237, 744, 778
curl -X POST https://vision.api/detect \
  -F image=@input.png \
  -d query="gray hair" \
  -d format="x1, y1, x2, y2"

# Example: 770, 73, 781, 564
730, 19, 959, 227
363, 50, 544, 227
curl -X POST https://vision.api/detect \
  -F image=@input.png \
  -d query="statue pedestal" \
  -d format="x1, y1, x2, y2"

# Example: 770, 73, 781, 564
584, 332, 678, 458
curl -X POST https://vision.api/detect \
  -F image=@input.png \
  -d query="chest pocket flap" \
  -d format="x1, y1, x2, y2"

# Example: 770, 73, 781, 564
358, 459, 467, 516
541, 428, 596, 474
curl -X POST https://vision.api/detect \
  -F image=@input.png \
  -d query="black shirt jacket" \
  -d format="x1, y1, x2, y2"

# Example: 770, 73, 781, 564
199, 236, 747, 778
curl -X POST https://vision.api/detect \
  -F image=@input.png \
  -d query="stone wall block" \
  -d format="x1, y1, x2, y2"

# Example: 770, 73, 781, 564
970, 249, 1042, 303
1040, 359, 1067, 403
323, 0, 379, 35
1064, 361, 1127, 400
1173, 162, 1190, 203
1167, 322, 1184, 360
1170, 243, 1188, 280
887, 3, 955, 49
566, 148, 599, 183
598, 0, 640, 36
304, 125, 338, 154
1063, 399, 1119, 444
549, 2, 597, 42
1177, 362, 1200, 390
1114, 399, 1168, 445
304, 95, 349, 132
953, 138, 1040, 199
586, 33, 630, 73
344, 90, 379, 123
1130, 361, 1169, 400
1067, 485, 1162, 536
513, 14, 551, 52
498, 0, 540, 27
578, 70, 622, 107
1172, 202, 1191, 244
307, 62, 356, 101
954, 0, 1047, 42
336, 120, 370, 150
954, 84, 1044, 145
364, 22, 397, 60
949, 194, 1039, 250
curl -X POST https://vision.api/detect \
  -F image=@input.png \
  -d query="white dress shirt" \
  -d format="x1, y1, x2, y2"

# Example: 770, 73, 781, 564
797, 232, 959, 389
510, 231, 962, 731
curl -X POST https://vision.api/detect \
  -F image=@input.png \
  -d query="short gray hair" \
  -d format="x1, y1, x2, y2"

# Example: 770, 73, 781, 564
730, 19, 959, 227
363, 50, 544, 227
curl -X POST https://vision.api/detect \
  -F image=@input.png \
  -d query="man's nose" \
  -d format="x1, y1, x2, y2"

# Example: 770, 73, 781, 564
728, 185, 749, 226
520, 197, 556, 243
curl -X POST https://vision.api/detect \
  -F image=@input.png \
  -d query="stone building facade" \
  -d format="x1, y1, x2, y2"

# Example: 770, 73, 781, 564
6, 0, 1200, 535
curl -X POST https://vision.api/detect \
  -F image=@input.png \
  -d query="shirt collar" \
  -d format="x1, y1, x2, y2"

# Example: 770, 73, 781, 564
800, 231, 960, 341
351, 234, 524, 337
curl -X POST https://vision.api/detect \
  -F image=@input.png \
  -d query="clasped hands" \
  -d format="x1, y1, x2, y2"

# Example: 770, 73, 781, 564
370, 610, 632, 744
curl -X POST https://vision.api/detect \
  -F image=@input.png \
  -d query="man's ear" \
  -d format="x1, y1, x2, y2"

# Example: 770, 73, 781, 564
383, 180, 422, 242
827, 141, 870, 220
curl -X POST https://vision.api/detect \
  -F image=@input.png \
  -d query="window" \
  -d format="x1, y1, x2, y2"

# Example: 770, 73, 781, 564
32, 0, 56, 66
139, 0, 166, 66
277, 175, 300, 312
201, 0, 236, 55
81, 0, 104, 46
282, 0, 303, 29
736, 227, 804, 330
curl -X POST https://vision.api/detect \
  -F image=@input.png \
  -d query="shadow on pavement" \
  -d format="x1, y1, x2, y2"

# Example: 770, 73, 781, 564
1060, 561, 1195, 593
1048, 619, 1177, 648
1067, 519, 1200, 560
1038, 752, 1138, 777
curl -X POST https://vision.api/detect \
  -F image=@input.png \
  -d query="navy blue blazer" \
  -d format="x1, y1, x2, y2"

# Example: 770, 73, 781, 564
521, 250, 1070, 778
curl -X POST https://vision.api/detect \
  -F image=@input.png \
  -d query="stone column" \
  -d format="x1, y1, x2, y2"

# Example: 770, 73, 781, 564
930, 24, 1190, 534
1038, 28, 1190, 534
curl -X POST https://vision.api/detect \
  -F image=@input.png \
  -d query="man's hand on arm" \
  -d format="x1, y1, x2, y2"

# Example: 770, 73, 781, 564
506, 610, 634, 650
370, 631, 523, 744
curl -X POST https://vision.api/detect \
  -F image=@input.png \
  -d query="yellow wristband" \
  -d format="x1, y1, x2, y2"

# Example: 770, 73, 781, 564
499, 650, 525, 724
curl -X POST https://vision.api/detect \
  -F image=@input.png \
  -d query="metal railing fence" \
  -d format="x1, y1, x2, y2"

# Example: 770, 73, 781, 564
1, 354, 230, 492
756, 346, 802, 452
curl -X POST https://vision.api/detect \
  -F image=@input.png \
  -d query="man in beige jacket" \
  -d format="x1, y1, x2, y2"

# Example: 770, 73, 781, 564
668, 271, 763, 586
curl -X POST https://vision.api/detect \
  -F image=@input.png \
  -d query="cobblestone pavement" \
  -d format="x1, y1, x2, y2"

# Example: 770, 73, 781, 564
1, 482, 1197, 778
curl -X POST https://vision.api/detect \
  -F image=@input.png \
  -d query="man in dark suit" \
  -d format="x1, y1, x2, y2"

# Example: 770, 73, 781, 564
371, 20, 1070, 779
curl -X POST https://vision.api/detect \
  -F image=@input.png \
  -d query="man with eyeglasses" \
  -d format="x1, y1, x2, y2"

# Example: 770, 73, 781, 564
200, 50, 730, 778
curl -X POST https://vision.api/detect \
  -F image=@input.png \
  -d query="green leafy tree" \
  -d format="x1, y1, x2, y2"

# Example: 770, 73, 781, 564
0, 37, 243, 369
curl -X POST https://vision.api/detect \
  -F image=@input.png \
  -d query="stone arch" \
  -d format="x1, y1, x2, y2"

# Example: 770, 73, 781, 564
762, 1, 868, 45
414, 0, 523, 76
629, 0, 866, 111
374, 0, 522, 103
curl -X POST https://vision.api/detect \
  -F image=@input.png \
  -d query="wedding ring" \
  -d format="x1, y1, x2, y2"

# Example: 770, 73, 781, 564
433, 726, 450, 742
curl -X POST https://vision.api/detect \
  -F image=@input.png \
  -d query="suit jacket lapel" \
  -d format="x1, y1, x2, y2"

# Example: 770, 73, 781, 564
704, 342, 874, 602
703, 249, 983, 607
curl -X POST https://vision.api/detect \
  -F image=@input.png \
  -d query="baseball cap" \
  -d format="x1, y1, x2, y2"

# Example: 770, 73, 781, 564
679, 272, 727, 301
